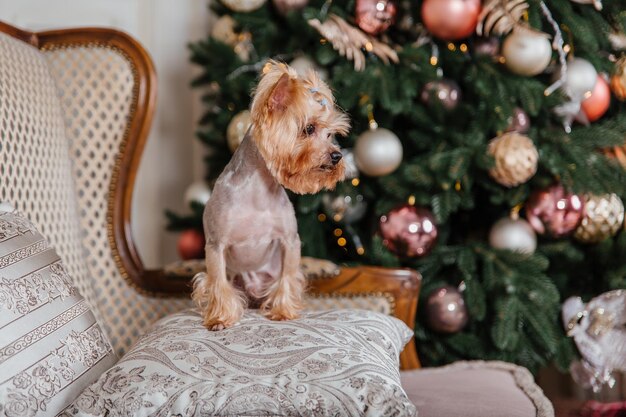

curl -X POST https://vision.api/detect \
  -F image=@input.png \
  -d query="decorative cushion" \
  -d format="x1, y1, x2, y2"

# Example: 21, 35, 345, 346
0, 208, 117, 417
400, 361, 554, 417
64, 309, 417, 417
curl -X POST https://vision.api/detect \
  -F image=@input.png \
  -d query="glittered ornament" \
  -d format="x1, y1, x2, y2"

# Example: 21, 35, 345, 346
178, 229, 206, 260
489, 217, 537, 254
561, 57, 598, 100
501, 28, 552, 76
379, 205, 438, 257
581, 75, 611, 122
354, 127, 403, 177
610, 56, 626, 101
525, 184, 584, 238
227, 110, 252, 153
221, 0, 266, 12
487, 132, 538, 187
421, 0, 481, 41
505, 107, 530, 134
289, 56, 328, 82
426, 285, 469, 333
184, 181, 212, 206
322, 192, 367, 224
421, 79, 462, 111
574, 194, 625, 243
355, 0, 397, 36
272, 0, 308, 14
212, 16, 239, 46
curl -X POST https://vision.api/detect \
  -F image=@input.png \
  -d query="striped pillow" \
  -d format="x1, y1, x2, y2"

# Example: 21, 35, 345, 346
0, 208, 117, 415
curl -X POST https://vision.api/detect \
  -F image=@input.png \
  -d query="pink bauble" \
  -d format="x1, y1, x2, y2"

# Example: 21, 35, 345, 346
178, 229, 206, 260
581, 75, 611, 122
505, 107, 531, 134
379, 205, 438, 257
355, 0, 397, 35
525, 184, 584, 238
421, 0, 481, 41
426, 285, 469, 333
272, 0, 308, 15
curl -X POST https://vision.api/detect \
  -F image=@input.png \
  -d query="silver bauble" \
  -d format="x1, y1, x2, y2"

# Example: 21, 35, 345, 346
341, 148, 360, 180
354, 128, 403, 177
221, 0, 266, 12
184, 181, 212, 206
289, 56, 328, 82
502, 29, 552, 76
489, 217, 537, 254
561, 57, 598, 100
227, 110, 252, 153
322, 192, 367, 224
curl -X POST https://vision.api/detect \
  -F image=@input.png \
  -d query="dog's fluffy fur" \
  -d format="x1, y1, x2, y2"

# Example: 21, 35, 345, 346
192, 61, 350, 330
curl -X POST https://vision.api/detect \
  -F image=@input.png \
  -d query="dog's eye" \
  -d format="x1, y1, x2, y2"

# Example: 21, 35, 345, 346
304, 124, 315, 136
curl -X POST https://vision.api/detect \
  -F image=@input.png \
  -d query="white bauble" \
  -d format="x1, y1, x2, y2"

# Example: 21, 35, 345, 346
562, 58, 598, 99
221, 0, 266, 12
489, 217, 537, 254
289, 56, 328, 82
227, 110, 252, 153
354, 128, 403, 177
211, 16, 238, 46
502, 29, 552, 76
184, 181, 212, 206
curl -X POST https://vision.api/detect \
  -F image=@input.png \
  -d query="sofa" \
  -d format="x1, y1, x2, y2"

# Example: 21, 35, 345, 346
0, 21, 554, 416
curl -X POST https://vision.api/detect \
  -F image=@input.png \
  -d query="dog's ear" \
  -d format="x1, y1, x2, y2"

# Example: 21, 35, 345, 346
268, 73, 294, 112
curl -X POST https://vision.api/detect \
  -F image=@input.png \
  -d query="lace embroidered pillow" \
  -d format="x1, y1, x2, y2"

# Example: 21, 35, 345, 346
64, 309, 417, 416
0, 208, 117, 416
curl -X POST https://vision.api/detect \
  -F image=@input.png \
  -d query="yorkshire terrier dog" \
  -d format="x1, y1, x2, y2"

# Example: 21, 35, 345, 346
192, 61, 350, 330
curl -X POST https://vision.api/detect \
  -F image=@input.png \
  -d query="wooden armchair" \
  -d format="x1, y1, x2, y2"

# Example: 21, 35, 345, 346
0, 21, 421, 369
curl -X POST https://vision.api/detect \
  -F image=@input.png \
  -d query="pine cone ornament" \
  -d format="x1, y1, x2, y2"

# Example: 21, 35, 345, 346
610, 56, 626, 101
488, 132, 538, 187
574, 194, 625, 243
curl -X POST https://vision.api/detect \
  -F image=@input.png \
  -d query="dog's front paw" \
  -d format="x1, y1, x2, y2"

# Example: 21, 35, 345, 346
266, 308, 299, 322
203, 317, 238, 331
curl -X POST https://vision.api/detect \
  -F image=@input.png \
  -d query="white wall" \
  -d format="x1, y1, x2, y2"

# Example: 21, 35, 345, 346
0, 0, 210, 267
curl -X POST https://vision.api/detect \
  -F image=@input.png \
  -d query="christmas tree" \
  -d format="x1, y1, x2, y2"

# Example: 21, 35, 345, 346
167, 0, 626, 374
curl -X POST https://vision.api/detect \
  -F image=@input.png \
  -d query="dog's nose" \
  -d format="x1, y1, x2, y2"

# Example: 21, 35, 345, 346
330, 151, 343, 165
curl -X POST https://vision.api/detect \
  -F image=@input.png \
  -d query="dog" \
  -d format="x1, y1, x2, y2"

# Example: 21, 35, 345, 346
192, 61, 350, 330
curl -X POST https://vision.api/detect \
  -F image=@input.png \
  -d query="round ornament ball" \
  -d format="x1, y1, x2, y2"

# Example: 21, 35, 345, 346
474, 37, 500, 58
184, 181, 212, 206
421, 0, 481, 41
426, 285, 469, 333
501, 29, 552, 76
421, 79, 462, 111
354, 127, 403, 177
211, 16, 238, 46
221, 0, 266, 12
487, 132, 538, 187
355, 0, 397, 36
177, 229, 206, 260
341, 148, 360, 180
489, 217, 537, 254
610, 56, 626, 101
289, 56, 328, 82
272, 0, 308, 14
581, 75, 611, 123
379, 205, 438, 257
561, 58, 598, 100
525, 184, 584, 238
574, 194, 625, 244
227, 110, 252, 153
322, 191, 367, 225
505, 107, 530, 134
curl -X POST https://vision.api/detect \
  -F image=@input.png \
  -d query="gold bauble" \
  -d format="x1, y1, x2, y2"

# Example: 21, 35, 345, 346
610, 56, 626, 101
212, 16, 238, 46
221, 0, 266, 12
574, 194, 625, 243
226, 110, 252, 153
487, 132, 538, 187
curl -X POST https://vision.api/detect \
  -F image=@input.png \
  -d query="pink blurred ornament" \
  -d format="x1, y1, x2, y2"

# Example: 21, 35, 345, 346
272, 0, 308, 14
421, 79, 462, 110
474, 37, 500, 58
421, 0, 481, 41
525, 184, 584, 238
505, 107, 530, 134
355, 0, 398, 35
426, 285, 469, 333
379, 205, 438, 257
581, 75, 611, 123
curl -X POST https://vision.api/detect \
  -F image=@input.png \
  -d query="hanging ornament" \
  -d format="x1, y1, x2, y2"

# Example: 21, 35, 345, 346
379, 205, 438, 257
489, 216, 537, 254
487, 132, 538, 187
476, 0, 528, 37
610, 56, 626, 101
227, 110, 252, 153
177, 229, 206, 260
354, 127, 403, 176
289, 56, 329, 82
272, 0, 308, 15
525, 184, 584, 238
421, 0, 481, 41
561, 57, 598, 100
574, 194, 625, 243
341, 148, 360, 180
184, 181, 212, 207
420, 79, 462, 111
562, 290, 626, 393
501, 28, 552, 76
581, 75, 611, 122
212, 16, 239, 46
505, 107, 530, 133
474, 37, 500, 58
425, 285, 469, 333
355, 0, 397, 36
221, 0, 266, 12
322, 191, 367, 225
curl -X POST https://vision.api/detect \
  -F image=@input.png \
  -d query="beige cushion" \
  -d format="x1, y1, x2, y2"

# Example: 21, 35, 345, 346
400, 361, 554, 417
